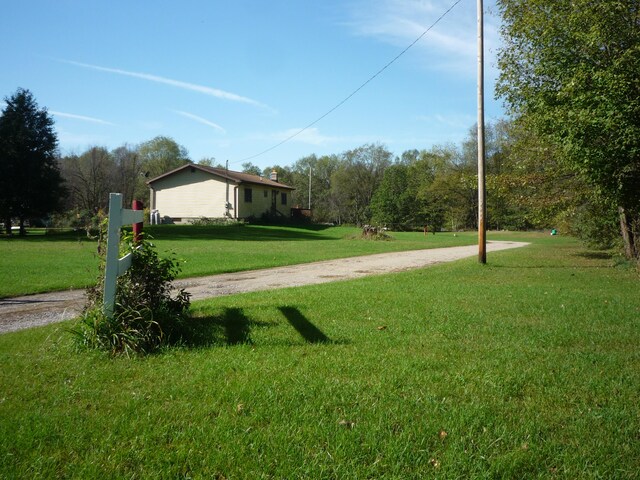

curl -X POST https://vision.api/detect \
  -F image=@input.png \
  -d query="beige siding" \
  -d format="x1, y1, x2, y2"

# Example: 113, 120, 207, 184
149, 167, 292, 221
151, 168, 230, 220
238, 185, 269, 218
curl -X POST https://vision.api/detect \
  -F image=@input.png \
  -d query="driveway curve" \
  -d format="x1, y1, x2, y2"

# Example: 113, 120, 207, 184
0, 241, 528, 334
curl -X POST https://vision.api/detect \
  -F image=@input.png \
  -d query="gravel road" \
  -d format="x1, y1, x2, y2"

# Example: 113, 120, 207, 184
0, 241, 528, 334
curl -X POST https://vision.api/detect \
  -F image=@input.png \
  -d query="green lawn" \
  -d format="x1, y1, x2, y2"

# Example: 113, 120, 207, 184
1, 234, 638, 478
0, 224, 476, 298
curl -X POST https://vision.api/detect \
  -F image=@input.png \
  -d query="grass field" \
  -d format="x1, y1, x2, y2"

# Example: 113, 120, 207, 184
0, 224, 476, 298
1, 233, 638, 478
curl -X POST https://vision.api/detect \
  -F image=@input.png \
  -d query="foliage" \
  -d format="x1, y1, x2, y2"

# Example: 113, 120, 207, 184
188, 216, 243, 226
566, 197, 622, 250
74, 224, 191, 356
59, 147, 117, 212
0, 88, 64, 234
496, 0, 640, 259
241, 162, 262, 176
135, 135, 190, 199
370, 164, 413, 228
330, 143, 393, 226
284, 153, 341, 222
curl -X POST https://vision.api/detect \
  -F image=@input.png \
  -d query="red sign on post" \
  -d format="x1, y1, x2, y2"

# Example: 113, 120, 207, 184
132, 200, 143, 244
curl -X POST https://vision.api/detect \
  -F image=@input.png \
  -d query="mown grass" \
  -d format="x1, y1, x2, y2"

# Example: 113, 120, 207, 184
0, 224, 476, 298
1, 234, 638, 478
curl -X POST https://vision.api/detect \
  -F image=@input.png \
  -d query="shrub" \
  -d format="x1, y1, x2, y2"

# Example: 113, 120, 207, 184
73, 222, 191, 356
189, 216, 242, 226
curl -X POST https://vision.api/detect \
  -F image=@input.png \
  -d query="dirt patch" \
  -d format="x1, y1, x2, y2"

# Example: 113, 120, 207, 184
0, 241, 528, 334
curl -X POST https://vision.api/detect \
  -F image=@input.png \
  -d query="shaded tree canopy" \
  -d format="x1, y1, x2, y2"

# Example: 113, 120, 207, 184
60, 147, 117, 213
0, 88, 64, 234
496, 0, 640, 259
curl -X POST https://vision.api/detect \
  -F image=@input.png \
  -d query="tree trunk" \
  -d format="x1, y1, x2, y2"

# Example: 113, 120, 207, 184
618, 206, 637, 260
3, 217, 11, 235
19, 217, 27, 236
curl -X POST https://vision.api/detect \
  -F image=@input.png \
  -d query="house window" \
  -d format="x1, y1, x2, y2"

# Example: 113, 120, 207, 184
244, 187, 253, 203
264, 190, 268, 198
281, 192, 287, 205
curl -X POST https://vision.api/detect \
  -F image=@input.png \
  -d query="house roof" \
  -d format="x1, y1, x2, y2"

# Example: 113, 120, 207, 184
147, 163, 294, 190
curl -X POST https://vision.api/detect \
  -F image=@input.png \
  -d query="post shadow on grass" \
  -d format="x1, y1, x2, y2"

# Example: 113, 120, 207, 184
178, 307, 274, 347
278, 306, 331, 344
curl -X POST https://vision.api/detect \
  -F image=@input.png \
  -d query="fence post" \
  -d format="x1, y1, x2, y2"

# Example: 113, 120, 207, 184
103, 193, 144, 319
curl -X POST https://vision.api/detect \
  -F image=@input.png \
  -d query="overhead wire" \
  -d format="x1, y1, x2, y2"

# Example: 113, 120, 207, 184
233, 0, 465, 165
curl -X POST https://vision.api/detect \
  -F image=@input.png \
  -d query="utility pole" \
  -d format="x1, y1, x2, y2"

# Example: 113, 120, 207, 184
308, 166, 312, 210
477, 0, 487, 264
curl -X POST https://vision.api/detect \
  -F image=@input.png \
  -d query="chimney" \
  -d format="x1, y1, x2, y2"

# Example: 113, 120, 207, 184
270, 169, 278, 182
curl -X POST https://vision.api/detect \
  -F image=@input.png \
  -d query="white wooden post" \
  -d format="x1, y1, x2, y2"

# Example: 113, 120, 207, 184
104, 193, 144, 319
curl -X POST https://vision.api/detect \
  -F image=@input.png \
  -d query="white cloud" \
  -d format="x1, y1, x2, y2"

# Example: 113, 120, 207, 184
50, 110, 115, 126
172, 110, 226, 134
344, 0, 500, 76
58, 59, 271, 109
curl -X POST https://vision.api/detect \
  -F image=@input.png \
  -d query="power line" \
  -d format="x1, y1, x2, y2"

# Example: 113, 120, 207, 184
235, 0, 465, 164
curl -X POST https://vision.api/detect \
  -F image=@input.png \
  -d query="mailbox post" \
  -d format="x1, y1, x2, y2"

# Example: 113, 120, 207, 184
103, 193, 144, 319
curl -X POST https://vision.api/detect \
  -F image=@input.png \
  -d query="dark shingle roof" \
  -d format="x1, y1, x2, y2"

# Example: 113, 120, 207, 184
147, 163, 294, 190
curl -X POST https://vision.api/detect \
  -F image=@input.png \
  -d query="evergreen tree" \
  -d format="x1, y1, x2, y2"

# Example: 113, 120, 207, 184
0, 88, 64, 234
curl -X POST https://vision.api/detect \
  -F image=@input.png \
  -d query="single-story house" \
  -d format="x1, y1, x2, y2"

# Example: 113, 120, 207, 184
147, 163, 295, 223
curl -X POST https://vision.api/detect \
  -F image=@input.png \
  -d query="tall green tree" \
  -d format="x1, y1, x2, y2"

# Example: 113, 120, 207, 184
370, 164, 413, 228
0, 88, 64, 234
241, 162, 262, 176
136, 136, 190, 201
331, 143, 392, 225
496, 0, 640, 259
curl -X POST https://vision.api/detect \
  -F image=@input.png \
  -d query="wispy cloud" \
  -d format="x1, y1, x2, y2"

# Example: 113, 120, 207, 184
344, 0, 500, 76
172, 110, 226, 134
59, 59, 270, 109
50, 110, 115, 126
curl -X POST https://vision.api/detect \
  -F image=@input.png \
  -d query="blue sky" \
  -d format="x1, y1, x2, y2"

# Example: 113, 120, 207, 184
1, 0, 503, 170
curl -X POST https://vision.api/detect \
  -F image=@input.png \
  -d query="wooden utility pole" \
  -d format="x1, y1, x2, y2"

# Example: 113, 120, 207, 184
477, 0, 487, 264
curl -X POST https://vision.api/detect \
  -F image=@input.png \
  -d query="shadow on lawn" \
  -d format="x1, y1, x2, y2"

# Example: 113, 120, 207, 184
1, 224, 336, 243
181, 307, 275, 347
147, 224, 334, 242
278, 306, 332, 344
573, 250, 614, 260
181, 305, 339, 348
1, 229, 97, 243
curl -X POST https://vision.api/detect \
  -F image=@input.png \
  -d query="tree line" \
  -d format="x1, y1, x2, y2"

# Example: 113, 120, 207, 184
256, 120, 596, 239
0, 87, 629, 259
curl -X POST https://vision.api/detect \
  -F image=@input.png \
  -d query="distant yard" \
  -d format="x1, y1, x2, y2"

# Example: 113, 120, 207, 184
0, 224, 478, 298
1, 233, 638, 478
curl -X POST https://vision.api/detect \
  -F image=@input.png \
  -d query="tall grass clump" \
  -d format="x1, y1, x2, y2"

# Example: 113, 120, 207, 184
72, 222, 190, 356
